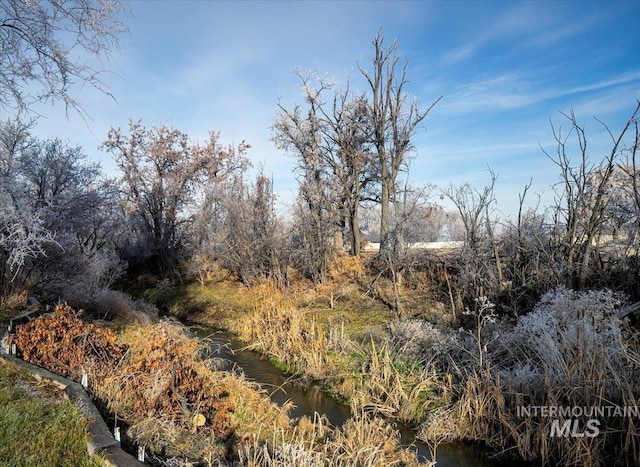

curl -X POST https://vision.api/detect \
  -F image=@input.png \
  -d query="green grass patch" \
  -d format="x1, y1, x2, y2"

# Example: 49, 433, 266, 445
0, 360, 100, 467
268, 356, 293, 373
166, 280, 259, 324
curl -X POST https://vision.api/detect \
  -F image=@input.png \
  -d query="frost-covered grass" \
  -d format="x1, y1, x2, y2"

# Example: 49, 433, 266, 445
421, 287, 640, 466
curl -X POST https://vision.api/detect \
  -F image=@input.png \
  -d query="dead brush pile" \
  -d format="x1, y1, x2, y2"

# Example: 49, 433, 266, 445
8, 303, 122, 381
97, 320, 235, 455
96, 319, 293, 462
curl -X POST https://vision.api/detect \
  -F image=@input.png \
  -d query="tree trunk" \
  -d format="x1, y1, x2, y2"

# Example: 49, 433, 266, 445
379, 174, 390, 254
349, 204, 360, 256
334, 230, 344, 252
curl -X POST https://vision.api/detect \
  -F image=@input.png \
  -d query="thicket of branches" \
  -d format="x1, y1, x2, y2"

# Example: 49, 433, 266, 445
1, 22, 640, 321
0, 0, 129, 116
441, 102, 640, 316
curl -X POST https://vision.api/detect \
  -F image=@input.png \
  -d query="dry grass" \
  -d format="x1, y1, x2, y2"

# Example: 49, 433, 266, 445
420, 288, 640, 466
89, 288, 159, 325
238, 411, 427, 467
230, 285, 330, 379
0, 290, 29, 321
349, 339, 446, 424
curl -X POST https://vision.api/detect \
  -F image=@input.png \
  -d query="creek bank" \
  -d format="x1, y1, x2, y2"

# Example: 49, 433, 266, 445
193, 324, 499, 466
0, 352, 142, 467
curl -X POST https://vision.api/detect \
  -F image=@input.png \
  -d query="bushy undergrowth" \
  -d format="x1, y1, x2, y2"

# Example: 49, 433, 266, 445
387, 319, 454, 366
421, 287, 640, 466
9, 302, 425, 466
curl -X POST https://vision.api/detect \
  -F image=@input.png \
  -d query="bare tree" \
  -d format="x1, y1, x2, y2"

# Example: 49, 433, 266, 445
321, 83, 376, 256
444, 173, 498, 252
274, 71, 377, 259
273, 78, 339, 283
196, 169, 287, 286
543, 102, 640, 289
403, 203, 447, 243
616, 107, 640, 249
21, 138, 124, 297
444, 171, 501, 307
0, 0, 128, 116
100, 119, 249, 277
358, 31, 441, 255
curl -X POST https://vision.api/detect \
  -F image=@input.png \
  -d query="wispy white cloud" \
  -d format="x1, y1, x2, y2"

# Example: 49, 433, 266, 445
437, 3, 607, 68
553, 71, 640, 99
438, 73, 537, 115
12, 0, 640, 219
434, 68, 640, 117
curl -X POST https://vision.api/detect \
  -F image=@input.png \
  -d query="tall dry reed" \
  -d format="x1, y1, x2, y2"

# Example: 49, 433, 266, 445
421, 288, 640, 466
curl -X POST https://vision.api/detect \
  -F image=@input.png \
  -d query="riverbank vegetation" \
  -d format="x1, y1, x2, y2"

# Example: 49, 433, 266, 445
2, 25, 640, 465
6, 304, 426, 465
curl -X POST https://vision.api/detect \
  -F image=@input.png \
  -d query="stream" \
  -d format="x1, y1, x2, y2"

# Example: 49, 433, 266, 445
194, 326, 500, 466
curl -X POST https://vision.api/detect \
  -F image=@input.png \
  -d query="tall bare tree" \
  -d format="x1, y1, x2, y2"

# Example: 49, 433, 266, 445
275, 70, 376, 258
325, 90, 376, 256
0, 0, 128, 116
358, 31, 441, 255
273, 76, 339, 282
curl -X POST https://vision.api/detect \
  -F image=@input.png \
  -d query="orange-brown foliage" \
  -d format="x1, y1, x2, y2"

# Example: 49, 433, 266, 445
8, 303, 123, 380
99, 321, 235, 441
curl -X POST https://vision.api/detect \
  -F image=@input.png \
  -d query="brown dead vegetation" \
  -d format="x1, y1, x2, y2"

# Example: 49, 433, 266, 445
8, 302, 425, 466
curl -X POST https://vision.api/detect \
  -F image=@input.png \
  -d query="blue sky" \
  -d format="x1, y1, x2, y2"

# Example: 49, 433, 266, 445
28, 0, 640, 219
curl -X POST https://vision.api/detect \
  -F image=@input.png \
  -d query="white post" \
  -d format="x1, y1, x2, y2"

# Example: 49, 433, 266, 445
114, 426, 121, 447
138, 446, 145, 462
81, 370, 88, 389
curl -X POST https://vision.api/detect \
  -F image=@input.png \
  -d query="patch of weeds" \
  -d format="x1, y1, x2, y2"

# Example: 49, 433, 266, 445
268, 357, 292, 373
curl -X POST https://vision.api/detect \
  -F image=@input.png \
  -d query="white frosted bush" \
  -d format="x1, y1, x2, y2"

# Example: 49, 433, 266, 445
498, 287, 631, 398
387, 319, 455, 365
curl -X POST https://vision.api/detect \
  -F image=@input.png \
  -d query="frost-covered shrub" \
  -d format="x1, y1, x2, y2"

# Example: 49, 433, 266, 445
422, 288, 640, 466
497, 287, 631, 398
387, 319, 455, 365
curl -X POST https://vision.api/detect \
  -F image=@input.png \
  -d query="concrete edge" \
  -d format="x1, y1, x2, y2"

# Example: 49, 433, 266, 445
0, 348, 143, 466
